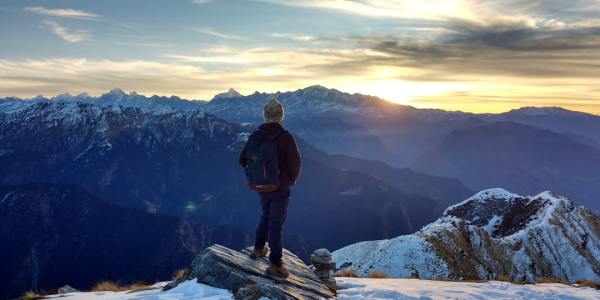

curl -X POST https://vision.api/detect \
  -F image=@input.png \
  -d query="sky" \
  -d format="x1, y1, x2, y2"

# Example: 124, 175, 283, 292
1, 0, 600, 114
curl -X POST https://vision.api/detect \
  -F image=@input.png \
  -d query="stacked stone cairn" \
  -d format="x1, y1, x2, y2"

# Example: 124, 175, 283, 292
310, 248, 337, 291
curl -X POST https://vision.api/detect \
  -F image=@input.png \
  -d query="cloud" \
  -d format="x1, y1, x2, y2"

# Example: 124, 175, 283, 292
42, 21, 91, 43
192, 0, 214, 3
5, 0, 600, 114
270, 33, 317, 42
25, 6, 101, 20
257, 0, 600, 31
0, 58, 315, 100
1, 43, 600, 114
258, 0, 533, 27
194, 28, 247, 40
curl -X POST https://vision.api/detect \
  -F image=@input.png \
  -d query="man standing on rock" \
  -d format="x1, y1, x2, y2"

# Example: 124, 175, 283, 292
239, 98, 302, 278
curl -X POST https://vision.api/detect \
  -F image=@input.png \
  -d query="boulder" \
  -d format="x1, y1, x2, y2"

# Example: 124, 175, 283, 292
310, 249, 332, 264
57, 285, 79, 294
185, 244, 336, 299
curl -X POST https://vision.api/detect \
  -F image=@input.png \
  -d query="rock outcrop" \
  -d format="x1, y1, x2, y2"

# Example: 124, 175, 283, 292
184, 244, 335, 299
333, 189, 600, 283
57, 285, 79, 294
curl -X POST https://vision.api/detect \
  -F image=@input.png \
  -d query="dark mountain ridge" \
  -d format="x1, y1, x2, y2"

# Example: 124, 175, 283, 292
412, 121, 600, 211
0, 183, 257, 299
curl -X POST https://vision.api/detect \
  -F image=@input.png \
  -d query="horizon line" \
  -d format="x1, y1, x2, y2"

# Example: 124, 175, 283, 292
1, 85, 598, 117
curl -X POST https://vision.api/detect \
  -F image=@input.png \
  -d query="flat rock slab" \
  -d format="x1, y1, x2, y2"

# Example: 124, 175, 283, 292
186, 244, 335, 299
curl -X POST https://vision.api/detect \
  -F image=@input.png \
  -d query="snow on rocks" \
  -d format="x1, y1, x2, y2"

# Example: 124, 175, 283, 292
333, 189, 600, 283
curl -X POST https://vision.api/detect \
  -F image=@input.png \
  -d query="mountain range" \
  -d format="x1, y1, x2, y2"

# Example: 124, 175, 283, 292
2, 86, 599, 210
0, 100, 468, 248
412, 121, 600, 211
2, 85, 600, 296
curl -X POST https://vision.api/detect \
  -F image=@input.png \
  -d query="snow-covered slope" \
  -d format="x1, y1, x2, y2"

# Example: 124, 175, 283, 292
333, 188, 600, 282
45, 278, 600, 300
46, 280, 234, 300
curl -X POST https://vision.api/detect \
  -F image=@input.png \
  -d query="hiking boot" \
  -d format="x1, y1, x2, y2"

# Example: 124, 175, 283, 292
249, 246, 268, 259
266, 262, 290, 278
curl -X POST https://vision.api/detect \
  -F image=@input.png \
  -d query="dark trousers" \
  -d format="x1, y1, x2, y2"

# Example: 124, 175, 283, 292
254, 187, 290, 265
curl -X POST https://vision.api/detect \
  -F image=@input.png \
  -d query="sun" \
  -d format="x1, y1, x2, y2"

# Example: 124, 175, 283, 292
343, 79, 472, 107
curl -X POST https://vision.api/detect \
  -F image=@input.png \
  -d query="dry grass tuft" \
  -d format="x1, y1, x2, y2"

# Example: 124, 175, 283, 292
126, 282, 155, 293
575, 280, 600, 289
334, 268, 358, 278
535, 277, 569, 285
172, 268, 189, 282
90, 281, 128, 292
367, 271, 388, 278
91, 280, 158, 293
20, 291, 44, 300
435, 278, 489, 283
495, 273, 511, 282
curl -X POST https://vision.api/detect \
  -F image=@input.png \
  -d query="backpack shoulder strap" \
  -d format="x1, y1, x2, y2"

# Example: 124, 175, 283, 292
268, 128, 286, 142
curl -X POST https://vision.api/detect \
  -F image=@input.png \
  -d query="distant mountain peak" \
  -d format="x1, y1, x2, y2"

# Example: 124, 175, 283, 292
107, 87, 127, 97
303, 84, 329, 91
75, 92, 91, 98
53, 92, 73, 101
213, 88, 242, 99
300, 85, 337, 96
506, 106, 574, 116
26, 95, 48, 102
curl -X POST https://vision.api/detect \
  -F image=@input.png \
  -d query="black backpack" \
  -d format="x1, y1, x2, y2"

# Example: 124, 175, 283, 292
244, 129, 285, 192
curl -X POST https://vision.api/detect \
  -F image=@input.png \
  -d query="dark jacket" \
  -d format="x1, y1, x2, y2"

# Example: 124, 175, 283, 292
239, 122, 302, 188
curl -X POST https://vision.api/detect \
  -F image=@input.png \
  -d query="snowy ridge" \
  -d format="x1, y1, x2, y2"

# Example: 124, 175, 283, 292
0, 88, 205, 114
443, 188, 519, 216
333, 189, 600, 283
504, 106, 584, 117
1, 86, 413, 123
3, 87, 593, 125
203, 85, 408, 123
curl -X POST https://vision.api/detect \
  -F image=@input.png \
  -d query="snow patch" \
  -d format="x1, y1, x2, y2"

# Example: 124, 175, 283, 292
47, 279, 233, 300
337, 278, 600, 300
339, 186, 363, 196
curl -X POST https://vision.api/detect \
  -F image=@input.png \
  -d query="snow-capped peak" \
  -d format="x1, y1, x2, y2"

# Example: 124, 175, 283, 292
106, 87, 127, 97
213, 88, 242, 99
28, 95, 48, 101
75, 92, 91, 100
333, 189, 600, 283
53, 93, 73, 101
441, 188, 574, 238
443, 188, 518, 215
303, 84, 329, 92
